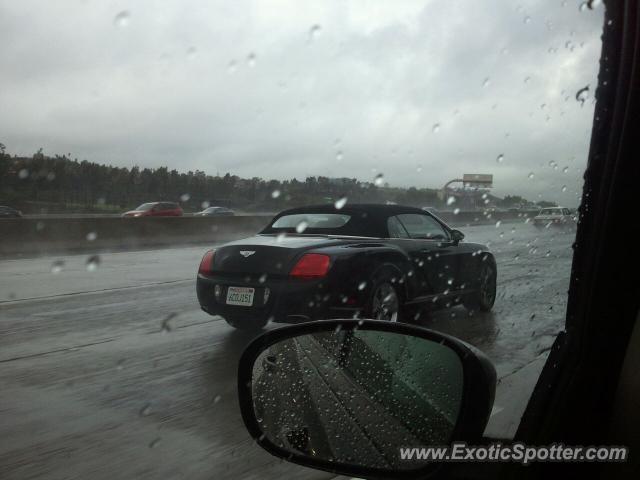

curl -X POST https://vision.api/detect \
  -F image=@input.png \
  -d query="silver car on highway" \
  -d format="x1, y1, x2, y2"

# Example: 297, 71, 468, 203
532, 207, 577, 229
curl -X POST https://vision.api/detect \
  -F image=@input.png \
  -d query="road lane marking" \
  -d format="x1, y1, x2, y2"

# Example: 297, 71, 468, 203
0, 279, 193, 305
0, 338, 116, 364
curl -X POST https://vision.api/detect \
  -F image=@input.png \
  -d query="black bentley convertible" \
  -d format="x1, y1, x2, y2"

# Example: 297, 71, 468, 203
197, 204, 496, 330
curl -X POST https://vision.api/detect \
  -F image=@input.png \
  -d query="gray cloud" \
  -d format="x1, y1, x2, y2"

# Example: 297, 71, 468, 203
0, 0, 604, 205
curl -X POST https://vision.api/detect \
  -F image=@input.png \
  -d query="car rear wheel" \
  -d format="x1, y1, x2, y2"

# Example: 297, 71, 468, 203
464, 262, 496, 312
367, 281, 401, 322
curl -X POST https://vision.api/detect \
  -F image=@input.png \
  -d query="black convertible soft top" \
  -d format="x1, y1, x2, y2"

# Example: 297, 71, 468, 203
260, 204, 432, 238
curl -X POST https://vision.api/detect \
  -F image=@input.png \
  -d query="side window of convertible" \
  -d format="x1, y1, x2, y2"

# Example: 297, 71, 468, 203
397, 214, 449, 241
387, 216, 409, 238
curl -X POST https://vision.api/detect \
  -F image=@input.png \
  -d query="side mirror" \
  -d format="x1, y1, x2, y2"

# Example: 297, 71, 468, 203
451, 229, 465, 244
237, 320, 495, 479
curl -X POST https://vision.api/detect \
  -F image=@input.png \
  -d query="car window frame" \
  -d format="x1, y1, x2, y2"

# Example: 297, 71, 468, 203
395, 213, 451, 242
513, 6, 640, 477
386, 215, 410, 239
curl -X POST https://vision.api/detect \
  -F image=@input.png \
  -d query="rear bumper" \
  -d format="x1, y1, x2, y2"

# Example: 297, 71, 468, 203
196, 273, 360, 324
533, 218, 573, 226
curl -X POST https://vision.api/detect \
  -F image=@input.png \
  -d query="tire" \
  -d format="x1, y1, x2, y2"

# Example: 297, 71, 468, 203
463, 261, 497, 312
365, 280, 402, 322
224, 316, 268, 330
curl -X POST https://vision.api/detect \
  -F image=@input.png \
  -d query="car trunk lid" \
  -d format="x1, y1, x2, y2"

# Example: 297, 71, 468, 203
212, 234, 344, 276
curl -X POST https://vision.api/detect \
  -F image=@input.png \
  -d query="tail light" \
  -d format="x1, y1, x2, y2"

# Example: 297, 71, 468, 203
290, 254, 331, 279
198, 250, 215, 275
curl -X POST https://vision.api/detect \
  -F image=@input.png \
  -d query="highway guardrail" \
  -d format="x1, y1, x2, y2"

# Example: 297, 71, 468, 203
0, 210, 537, 257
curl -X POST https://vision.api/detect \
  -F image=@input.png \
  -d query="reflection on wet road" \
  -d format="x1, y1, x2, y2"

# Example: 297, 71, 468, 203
0, 223, 574, 479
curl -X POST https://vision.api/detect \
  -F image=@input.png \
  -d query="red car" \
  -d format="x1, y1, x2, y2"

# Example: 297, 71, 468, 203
122, 202, 183, 217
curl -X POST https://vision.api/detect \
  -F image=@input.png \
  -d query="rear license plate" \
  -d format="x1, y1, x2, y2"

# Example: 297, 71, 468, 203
226, 286, 255, 306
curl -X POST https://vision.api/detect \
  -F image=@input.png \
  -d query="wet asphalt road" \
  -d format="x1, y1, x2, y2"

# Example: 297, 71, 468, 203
0, 223, 575, 479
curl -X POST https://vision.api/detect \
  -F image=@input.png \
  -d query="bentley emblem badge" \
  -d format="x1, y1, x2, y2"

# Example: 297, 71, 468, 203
239, 251, 256, 258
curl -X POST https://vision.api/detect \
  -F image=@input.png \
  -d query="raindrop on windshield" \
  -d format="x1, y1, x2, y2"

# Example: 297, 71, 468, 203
180, 193, 191, 202
374, 173, 384, 187
51, 260, 65, 274
357, 281, 367, 291
432, 123, 440, 133
563, 166, 569, 173
227, 60, 237, 73
161, 313, 176, 333
113, 11, 130, 27
308, 24, 321, 42
335, 150, 343, 161
201, 200, 210, 209
271, 189, 281, 198
482, 77, 490, 87
495, 221, 502, 228
523, 16, 531, 24
453, 208, 460, 215
446, 196, 456, 206
86, 232, 97, 242
528, 172, 535, 179
295, 221, 308, 233
561, 185, 568, 192
246, 52, 257, 67
334, 197, 347, 210
186, 46, 197, 59
86, 255, 101, 272
18, 169, 29, 179
149, 438, 161, 448
496, 154, 504, 164
139, 403, 152, 416
575, 85, 590, 106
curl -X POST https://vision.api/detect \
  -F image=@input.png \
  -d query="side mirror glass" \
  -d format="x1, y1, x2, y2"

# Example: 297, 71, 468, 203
451, 229, 465, 242
238, 320, 495, 479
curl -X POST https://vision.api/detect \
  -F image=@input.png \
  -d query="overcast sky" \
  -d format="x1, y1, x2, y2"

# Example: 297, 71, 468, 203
0, 0, 604, 205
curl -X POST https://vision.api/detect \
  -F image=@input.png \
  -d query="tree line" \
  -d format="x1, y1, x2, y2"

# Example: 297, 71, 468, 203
0, 146, 548, 213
